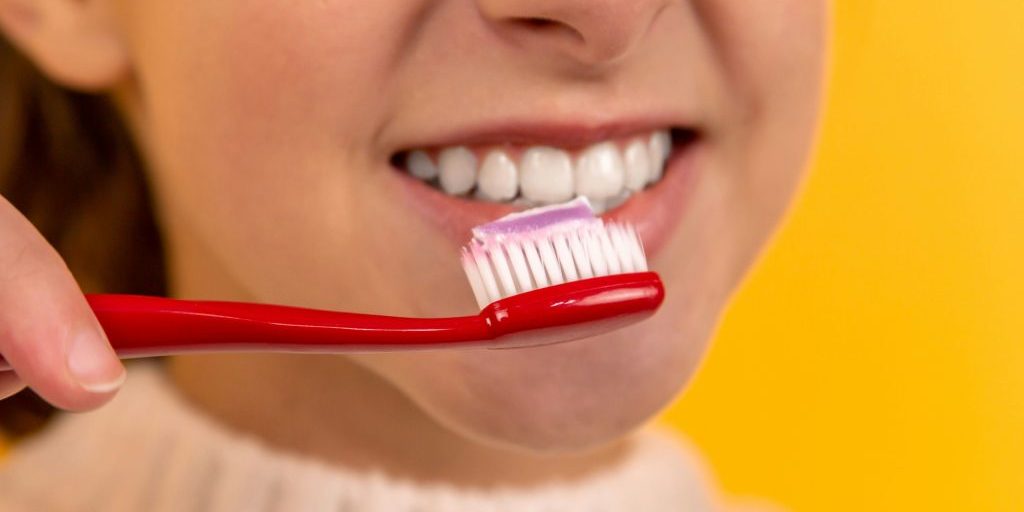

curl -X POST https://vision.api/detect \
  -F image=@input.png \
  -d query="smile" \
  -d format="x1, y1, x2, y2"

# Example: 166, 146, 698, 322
390, 122, 701, 259
393, 128, 694, 214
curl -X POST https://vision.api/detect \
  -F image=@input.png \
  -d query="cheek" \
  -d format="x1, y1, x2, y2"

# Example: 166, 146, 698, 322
682, 0, 827, 278
702, 0, 828, 190
131, 1, 395, 203
122, 0, 470, 310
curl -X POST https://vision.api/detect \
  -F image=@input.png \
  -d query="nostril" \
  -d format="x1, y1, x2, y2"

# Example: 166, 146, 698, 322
479, 0, 662, 65
508, 16, 585, 46
519, 17, 558, 29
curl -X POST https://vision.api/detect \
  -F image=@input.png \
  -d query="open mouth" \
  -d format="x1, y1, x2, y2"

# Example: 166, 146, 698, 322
391, 128, 696, 214
390, 124, 701, 259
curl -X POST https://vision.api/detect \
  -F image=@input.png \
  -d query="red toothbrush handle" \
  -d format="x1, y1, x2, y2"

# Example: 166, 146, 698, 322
0, 272, 663, 369
477, 271, 665, 347
84, 294, 494, 358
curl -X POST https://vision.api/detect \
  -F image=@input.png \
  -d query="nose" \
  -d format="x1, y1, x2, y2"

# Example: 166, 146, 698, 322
476, 0, 668, 65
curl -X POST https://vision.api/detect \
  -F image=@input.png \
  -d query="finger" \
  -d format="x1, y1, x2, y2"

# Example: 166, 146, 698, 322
0, 371, 26, 401
0, 197, 125, 411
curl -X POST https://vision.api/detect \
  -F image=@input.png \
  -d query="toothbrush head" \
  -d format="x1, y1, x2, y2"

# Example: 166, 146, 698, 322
462, 198, 649, 309
461, 199, 663, 347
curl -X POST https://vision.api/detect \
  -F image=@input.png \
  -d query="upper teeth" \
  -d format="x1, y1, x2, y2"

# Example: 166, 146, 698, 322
401, 130, 672, 214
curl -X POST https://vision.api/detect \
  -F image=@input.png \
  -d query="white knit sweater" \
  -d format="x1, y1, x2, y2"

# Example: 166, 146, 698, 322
0, 366, 721, 511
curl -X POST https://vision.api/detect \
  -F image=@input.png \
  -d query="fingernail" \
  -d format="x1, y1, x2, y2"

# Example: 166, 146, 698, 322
66, 330, 126, 393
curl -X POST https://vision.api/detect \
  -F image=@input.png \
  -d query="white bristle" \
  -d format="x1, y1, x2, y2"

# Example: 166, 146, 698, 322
597, 229, 622, 275
488, 246, 518, 298
609, 224, 636, 273
521, 239, 549, 288
552, 234, 579, 281
622, 225, 647, 272
536, 238, 564, 285
505, 240, 535, 293
567, 231, 594, 279
461, 218, 649, 309
472, 247, 501, 306
462, 250, 490, 309
585, 231, 609, 276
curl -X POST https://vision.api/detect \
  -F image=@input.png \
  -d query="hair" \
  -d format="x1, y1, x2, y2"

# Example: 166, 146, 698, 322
0, 37, 166, 438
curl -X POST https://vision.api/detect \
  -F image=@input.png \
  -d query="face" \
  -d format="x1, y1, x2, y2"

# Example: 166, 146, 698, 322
112, 1, 826, 452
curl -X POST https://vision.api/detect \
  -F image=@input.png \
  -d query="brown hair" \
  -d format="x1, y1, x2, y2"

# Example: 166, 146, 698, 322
0, 37, 166, 437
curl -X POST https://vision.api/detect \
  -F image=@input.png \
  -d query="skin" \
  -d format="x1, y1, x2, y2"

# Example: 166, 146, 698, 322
0, 0, 826, 490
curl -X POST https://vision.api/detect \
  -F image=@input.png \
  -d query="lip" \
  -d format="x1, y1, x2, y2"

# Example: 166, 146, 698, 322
389, 117, 691, 152
391, 133, 700, 261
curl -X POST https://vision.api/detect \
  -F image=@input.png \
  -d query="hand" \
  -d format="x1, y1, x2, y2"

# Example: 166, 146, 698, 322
0, 196, 125, 411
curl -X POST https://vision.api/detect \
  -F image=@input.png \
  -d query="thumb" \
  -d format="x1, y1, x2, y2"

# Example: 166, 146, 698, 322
0, 196, 125, 411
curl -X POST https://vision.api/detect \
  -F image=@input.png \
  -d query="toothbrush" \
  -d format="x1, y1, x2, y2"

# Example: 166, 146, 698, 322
0, 200, 663, 369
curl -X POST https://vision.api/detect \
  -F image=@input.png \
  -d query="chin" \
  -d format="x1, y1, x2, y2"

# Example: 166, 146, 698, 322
363, 311, 709, 454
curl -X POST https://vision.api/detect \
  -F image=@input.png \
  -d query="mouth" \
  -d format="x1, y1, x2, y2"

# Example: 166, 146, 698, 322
390, 123, 701, 259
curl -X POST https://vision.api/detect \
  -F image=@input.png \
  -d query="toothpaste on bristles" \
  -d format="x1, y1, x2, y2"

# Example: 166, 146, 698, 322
461, 198, 648, 309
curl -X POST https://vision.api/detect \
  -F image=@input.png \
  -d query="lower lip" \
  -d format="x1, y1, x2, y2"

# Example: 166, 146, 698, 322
391, 141, 700, 260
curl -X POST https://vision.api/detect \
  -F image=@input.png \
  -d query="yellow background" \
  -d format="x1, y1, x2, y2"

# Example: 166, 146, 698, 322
662, 1, 1023, 510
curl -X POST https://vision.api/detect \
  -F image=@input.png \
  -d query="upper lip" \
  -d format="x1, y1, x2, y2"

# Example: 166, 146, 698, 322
389, 115, 694, 156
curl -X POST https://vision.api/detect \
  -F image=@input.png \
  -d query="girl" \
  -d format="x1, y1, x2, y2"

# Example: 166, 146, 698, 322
0, 0, 826, 509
